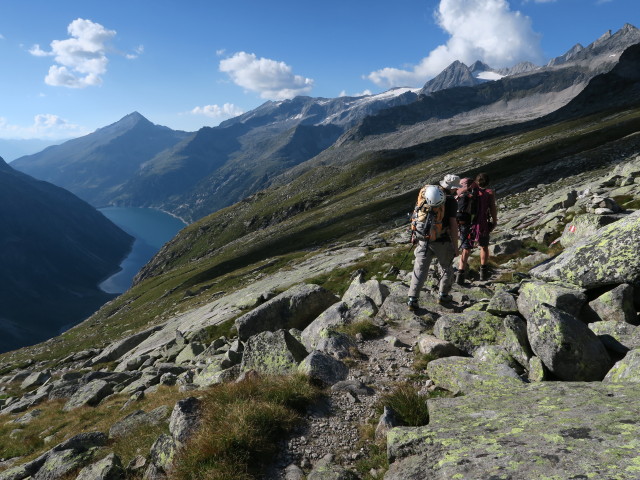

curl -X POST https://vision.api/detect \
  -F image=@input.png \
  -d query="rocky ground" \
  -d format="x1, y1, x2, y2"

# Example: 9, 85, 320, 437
0, 152, 640, 480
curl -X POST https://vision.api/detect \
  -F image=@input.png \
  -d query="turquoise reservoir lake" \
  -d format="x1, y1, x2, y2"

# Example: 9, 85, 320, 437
99, 207, 187, 294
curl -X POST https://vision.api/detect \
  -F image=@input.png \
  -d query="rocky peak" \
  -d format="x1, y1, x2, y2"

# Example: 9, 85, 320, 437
420, 60, 477, 95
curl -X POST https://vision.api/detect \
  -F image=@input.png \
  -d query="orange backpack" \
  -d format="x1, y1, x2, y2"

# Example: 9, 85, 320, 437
410, 186, 446, 242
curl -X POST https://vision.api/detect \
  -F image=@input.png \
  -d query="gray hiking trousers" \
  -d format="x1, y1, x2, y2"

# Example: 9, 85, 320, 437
408, 239, 455, 298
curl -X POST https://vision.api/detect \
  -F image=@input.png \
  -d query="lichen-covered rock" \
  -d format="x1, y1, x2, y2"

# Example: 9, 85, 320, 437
489, 238, 523, 256
501, 315, 533, 369
169, 397, 201, 448
301, 302, 350, 351
385, 382, 640, 479
589, 320, 640, 354
191, 356, 226, 387
174, 343, 205, 364
559, 212, 624, 248
427, 356, 524, 394
63, 380, 114, 411
517, 280, 587, 320
33, 448, 100, 480
531, 210, 640, 288
235, 284, 338, 341
416, 334, 459, 359
526, 303, 611, 381
143, 434, 175, 480
240, 330, 308, 375
433, 311, 506, 355
585, 283, 638, 324
603, 349, 640, 383
528, 356, 547, 382
75, 453, 125, 480
298, 351, 348, 386
375, 294, 436, 331
486, 290, 519, 316
473, 345, 520, 371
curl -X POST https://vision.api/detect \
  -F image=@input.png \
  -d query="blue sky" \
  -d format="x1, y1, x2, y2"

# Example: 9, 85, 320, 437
0, 0, 637, 141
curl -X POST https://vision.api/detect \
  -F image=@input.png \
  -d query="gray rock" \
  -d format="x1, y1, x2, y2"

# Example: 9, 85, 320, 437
175, 343, 205, 364
559, 212, 624, 248
120, 374, 161, 394
13, 408, 42, 425
386, 382, 640, 479
528, 356, 547, 382
75, 453, 125, 480
301, 302, 350, 351
517, 280, 587, 320
589, 321, 640, 354
115, 355, 150, 372
91, 325, 162, 365
473, 345, 520, 371
604, 349, 640, 383
169, 397, 202, 448
342, 276, 389, 307
502, 315, 533, 369
486, 290, 519, 316
240, 330, 308, 375
20, 371, 51, 390
63, 380, 114, 411
298, 351, 349, 386
416, 334, 460, 359
235, 284, 338, 341
376, 406, 400, 441
143, 434, 175, 480
433, 311, 506, 355
489, 238, 523, 256
330, 380, 375, 396
315, 331, 358, 359
526, 303, 612, 381
426, 356, 524, 394
33, 448, 100, 480
585, 283, 638, 324
284, 464, 305, 480
108, 406, 170, 439
307, 454, 357, 480
531, 210, 640, 289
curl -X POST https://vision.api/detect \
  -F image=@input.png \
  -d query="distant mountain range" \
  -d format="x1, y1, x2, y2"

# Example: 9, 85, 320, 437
0, 157, 133, 352
12, 24, 640, 222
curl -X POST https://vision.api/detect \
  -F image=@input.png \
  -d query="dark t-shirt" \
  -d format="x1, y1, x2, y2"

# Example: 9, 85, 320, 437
435, 196, 457, 241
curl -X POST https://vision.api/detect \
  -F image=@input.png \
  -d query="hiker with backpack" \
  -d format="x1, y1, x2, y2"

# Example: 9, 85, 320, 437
407, 175, 460, 311
455, 172, 498, 283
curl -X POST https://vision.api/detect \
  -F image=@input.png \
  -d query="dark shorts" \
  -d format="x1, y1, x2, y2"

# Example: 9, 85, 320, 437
459, 223, 490, 249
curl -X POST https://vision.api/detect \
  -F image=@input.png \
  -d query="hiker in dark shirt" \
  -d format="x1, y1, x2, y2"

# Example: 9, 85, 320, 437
407, 175, 460, 310
456, 172, 498, 283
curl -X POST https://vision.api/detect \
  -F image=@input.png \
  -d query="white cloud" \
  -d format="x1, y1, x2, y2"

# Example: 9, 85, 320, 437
216, 49, 226, 56
126, 45, 144, 60
30, 18, 116, 88
191, 103, 244, 119
368, 0, 544, 88
219, 51, 314, 100
0, 114, 89, 139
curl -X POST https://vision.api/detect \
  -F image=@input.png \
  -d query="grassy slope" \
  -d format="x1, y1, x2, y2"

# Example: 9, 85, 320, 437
2, 106, 640, 369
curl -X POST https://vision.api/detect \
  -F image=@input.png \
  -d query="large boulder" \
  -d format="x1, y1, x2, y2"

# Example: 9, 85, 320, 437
426, 356, 524, 394
240, 330, 308, 375
235, 284, 338, 341
433, 311, 506, 355
531, 210, 640, 289
386, 382, 640, 479
526, 303, 611, 381
417, 334, 459, 359
63, 380, 114, 411
517, 281, 587, 320
559, 213, 624, 248
502, 315, 533, 369
584, 284, 638, 324
486, 289, 519, 316
20, 371, 51, 390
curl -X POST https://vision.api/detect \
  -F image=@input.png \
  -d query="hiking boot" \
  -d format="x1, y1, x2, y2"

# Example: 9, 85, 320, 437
407, 296, 419, 311
480, 265, 490, 281
455, 269, 465, 285
438, 293, 453, 305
